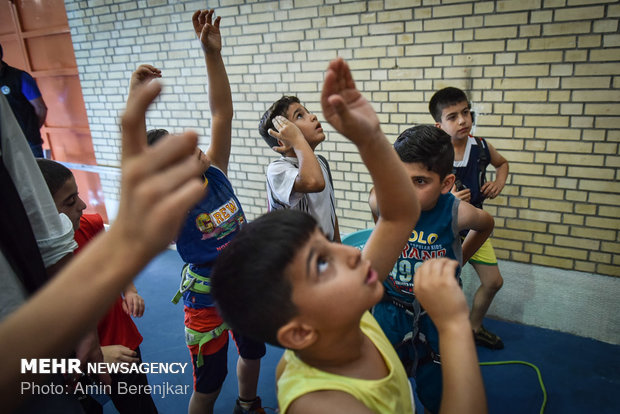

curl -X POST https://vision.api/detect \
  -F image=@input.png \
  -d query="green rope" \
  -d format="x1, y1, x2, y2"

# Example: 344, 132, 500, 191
479, 360, 547, 414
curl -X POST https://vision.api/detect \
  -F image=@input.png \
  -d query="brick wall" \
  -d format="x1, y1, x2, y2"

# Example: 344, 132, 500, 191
65, 0, 619, 277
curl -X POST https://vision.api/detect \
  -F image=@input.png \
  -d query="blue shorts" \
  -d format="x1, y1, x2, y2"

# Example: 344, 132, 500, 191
191, 330, 266, 394
373, 300, 442, 414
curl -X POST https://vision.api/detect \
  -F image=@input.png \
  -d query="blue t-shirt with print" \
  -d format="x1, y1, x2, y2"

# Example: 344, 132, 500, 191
176, 166, 246, 309
384, 192, 462, 301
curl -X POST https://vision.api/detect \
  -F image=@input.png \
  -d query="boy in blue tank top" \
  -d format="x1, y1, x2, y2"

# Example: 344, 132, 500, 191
369, 125, 494, 414
430, 86, 510, 350
134, 10, 266, 414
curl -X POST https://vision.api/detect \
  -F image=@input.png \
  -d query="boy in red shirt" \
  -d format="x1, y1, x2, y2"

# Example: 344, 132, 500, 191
37, 158, 157, 413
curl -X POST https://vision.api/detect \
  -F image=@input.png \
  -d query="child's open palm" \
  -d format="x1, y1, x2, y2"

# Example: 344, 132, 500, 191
193, 9, 222, 54
321, 58, 380, 143
269, 115, 306, 154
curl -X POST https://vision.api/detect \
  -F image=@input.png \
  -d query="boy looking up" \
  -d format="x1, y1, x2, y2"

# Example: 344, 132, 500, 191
213, 59, 486, 414
369, 125, 493, 414
429, 87, 509, 350
259, 95, 340, 242
135, 10, 266, 414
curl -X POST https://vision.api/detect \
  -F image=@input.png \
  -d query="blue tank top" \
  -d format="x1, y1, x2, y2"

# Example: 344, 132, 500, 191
176, 167, 246, 308
453, 136, 490, 209
384, 192, 462, 301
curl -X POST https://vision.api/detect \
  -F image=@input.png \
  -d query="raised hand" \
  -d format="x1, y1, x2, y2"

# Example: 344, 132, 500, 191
268, 115, 306, 154
116, 80, 205, 260
192, 9, 222, 55
129, 64, 161, 95
321, 58, 380, 143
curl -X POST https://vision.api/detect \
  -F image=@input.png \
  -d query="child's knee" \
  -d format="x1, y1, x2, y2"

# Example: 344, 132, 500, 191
478, 268, 503, 292
487, 272, 503, 292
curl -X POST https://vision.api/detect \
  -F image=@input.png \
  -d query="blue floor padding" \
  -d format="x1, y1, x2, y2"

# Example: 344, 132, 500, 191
103, 250, 619, 413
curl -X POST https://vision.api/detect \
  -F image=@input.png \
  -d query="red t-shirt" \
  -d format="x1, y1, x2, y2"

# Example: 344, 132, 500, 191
75, 214, 143, 350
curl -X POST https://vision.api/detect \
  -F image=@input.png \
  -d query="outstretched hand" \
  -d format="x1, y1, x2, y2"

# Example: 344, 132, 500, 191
115, 80, 205, 262
193, 9, 222, 54
129, 64, 161, 96
321, 58, 380, 143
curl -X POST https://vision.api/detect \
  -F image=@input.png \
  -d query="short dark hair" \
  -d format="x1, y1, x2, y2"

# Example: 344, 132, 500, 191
36, 158, 74, 196
258, 96, 300, 148
394, 125, 454, 180
211, 209, 317, 346
146, 128, 169, 146
428, 87, 471, 123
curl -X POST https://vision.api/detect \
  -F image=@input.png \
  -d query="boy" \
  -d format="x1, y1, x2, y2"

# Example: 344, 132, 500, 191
429, 87, 509, 350
259, 95, 340, 242
137, 10, 266, 414
212, 59, 486, 414
36, 158, 157, 414
369, 125, 494, 414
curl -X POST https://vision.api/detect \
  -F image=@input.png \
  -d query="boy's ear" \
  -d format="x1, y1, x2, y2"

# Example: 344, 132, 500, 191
271, 140, 285, 153
441, 174, 456, 194
277, 318, 318, 350
435, 121, 442, 129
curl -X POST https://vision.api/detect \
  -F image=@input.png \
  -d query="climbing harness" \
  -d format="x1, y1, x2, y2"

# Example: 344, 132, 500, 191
171, 264, 212, 304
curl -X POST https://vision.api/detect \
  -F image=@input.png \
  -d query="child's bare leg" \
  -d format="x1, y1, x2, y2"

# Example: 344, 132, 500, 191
237, 356, 260, 400
470, 262, 503, 331
189, 388, 220, 414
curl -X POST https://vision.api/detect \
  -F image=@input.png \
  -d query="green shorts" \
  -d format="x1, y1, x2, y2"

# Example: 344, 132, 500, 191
468, 238, 497, 266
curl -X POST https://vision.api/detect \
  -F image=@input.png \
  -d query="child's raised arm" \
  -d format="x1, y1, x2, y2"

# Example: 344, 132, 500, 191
414, 258, 487, 414
125, 64, 162, 147
193, 9, 233, 174
0, 81, 204, 408
321, 58, 419, 279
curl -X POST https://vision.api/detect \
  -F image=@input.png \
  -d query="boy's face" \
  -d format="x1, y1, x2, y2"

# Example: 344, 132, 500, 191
53, 176, 87, 231
286, 227, 383, 332
285, 102, 325, 149
436, 100, 472, 141
403, 162, 453, 211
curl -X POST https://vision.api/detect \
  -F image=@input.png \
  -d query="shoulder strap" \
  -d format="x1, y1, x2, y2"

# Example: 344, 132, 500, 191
473, 136, 488, 163
316, 154, 333, 186
472, 136, 488, 188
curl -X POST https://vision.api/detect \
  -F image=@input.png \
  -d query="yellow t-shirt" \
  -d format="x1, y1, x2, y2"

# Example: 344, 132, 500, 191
277, 311, 415, 413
